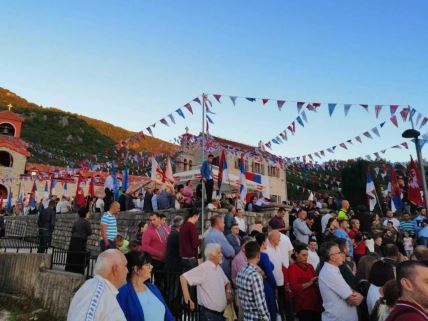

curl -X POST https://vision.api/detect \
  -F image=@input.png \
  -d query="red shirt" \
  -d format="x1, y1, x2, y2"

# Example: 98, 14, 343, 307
287, 262, 322, 313
385, 300, 428, 321
348, 228, 367, 255
179, 221, 201, 258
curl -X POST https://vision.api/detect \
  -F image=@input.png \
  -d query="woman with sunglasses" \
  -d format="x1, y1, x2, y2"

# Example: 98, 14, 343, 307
117, 251, 174, 321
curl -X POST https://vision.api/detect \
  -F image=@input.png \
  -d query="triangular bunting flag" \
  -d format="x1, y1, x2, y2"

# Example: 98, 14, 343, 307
363, 131, 373, 139
261, 98, 269, 105
265, 142, 272, 149
272, 138, 279, 144
296, 116, 304, 127
401, 142, 408, 149
328, 103, 336, 117
277, 100, 285, 110
390, 105, 399, 115
160, 118, 169, 126
230, 96, 238, 106
184, 103, 193, 114
176, 109, 185, 119
390, 115, 398, 127
213, 94, 222, 103
193, 97, 201, 105
320, 150, 325, 156
168, 114, 176, 124
374, 152, 380, 159
416, 113, 423, 126
400, 107, 409, 121
344, 104, 352, 116
339, 143, 348, 150
375, 105, 383, 118
360, 104, 369, 112
246, 97, 256, 102
372, 127, 380, 137
380, 121, 386, 128
206, 115, 214, 124
146, 127, 153, 136
347, 139, 353, 144
297, 102, 305, 113
420, 117, 428, 129
355, 136, 362, 143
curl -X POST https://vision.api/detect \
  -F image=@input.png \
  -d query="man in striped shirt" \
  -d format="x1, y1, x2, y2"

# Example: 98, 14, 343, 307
399, 212, 416, 236
100, 201, 120, 252
236, 241, 270, 321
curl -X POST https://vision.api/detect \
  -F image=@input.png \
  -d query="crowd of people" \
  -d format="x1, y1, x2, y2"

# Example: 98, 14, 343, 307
63, 191, 428, 321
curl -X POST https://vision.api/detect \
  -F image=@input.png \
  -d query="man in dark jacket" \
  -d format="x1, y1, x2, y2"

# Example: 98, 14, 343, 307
143, 188, 153, 212
37, 200, 56, 253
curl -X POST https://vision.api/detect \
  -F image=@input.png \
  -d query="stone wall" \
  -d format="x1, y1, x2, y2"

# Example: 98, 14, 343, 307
0, 253, 84, 320
5, 206, 284, 254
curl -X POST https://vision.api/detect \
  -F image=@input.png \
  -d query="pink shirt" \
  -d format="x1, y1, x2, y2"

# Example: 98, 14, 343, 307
183, 186, 193, 204
231, 250, 247, 284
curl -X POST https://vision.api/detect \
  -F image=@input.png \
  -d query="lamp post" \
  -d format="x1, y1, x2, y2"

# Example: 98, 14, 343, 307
402, 128, 428, 211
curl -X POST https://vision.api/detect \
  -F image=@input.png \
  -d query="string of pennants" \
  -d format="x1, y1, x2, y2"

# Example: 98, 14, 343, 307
287, 181, 325, 197
286, 119, 390, 162
207, 93, 428, 150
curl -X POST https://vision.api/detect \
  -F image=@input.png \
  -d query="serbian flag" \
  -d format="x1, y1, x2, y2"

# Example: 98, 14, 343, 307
388, 167, 403, 212
122, 167, 129, 192
28, 180, 37, 209
75, 176, 87, 208
217, 150, 228, 193
239, 154, 247, 201
366, 171, 377, 211
407, 158, 424, 206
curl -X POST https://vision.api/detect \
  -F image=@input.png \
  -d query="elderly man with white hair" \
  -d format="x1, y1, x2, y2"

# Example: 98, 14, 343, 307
180, 243, 233, 321
67, 249, 128, 321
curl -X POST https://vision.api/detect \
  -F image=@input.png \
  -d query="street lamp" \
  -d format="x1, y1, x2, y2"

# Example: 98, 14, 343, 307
402, 129, 428, 211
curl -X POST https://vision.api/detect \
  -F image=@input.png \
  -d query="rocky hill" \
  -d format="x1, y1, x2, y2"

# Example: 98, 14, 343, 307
0, 87, 177, 166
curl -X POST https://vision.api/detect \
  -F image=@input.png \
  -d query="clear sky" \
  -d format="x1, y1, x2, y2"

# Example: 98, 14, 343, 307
0, 1, 427, 162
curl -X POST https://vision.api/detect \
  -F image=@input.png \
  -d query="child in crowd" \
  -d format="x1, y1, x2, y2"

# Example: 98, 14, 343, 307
402, 231, 414, 258
115, 234, 130, 254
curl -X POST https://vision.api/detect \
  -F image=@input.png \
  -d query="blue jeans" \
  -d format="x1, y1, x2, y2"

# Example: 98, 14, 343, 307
199, 306, 225, 321
99, 239, 115, 252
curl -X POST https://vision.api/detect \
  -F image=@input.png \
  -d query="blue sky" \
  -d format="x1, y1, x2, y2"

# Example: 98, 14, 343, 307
0, 1, 427, 162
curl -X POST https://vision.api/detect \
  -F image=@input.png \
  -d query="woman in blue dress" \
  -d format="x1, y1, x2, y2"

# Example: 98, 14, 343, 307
117, 251, 174, 321
255, 233, 278, 321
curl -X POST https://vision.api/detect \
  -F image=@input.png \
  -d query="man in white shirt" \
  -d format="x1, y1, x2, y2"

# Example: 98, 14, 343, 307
56, 196, 71, 214
307, 238, 320, 271
382, 210, 400, 231
234, 210, 247, 234
319, 241, 363, 321
67, 249, 128, 321
180, 243, 232, 320
133, 192, 145, 210
264, 230, 293, 321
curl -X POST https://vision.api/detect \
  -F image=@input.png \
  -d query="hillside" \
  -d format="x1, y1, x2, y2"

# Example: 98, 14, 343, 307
0, 87, 178, 166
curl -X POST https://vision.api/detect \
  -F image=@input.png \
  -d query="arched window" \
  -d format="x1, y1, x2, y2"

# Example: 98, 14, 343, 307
0, 123, 15, 136
189, 160, 193, 170
0, 184, 7, 200
183, 158, 188, 171
0, 151, 13, 167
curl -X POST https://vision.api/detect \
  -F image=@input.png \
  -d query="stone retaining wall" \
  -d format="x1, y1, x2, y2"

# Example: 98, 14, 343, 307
5, 205, 284, 255
0, 253, 85, 320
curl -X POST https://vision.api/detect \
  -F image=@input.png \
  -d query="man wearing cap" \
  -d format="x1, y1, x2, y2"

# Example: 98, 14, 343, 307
200, 154, 214, 204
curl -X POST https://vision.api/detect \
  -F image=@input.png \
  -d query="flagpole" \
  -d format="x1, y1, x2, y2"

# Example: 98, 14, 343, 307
201, 93, 206, 236
373, 187, 384, 217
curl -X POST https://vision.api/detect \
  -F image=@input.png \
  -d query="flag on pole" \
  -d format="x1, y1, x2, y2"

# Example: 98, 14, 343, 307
165, 158, 175, 186
366, 171, 377, 211
217, 150, 228, 193
29, 180, 37, 209
388, 166, 403, 212
75, 176, 87, 208
6, 188, 12, 212
111, 161, 120, 200
239, 154, 247, 201
42, 181, 50, 208
407, 158, 424, 206
122, 167, 129, 192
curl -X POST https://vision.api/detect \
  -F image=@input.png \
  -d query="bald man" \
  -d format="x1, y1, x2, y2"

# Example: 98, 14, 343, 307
67, 249, 128, 321
337, 200, 351, 221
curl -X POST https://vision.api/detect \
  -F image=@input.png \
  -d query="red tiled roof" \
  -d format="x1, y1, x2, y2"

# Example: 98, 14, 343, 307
0, 110, 25, 122
0, 135, 30, 157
